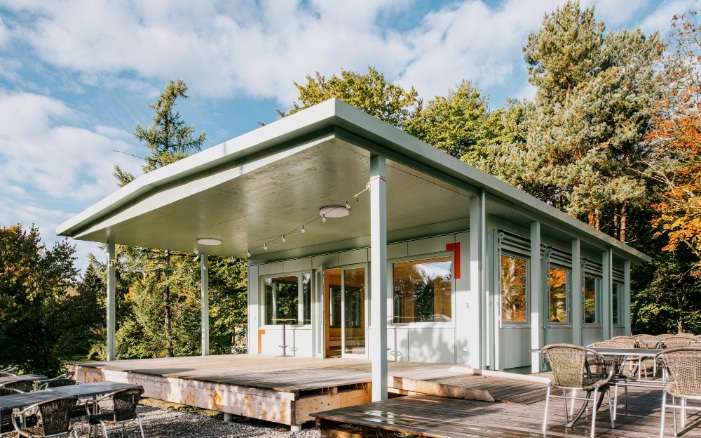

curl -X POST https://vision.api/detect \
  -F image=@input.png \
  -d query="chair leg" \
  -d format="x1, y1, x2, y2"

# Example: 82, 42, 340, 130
672, 396, 678, 437
607, 388, 614, 429
590, 387, 598, 438
613, 383, 618, 421
543, 383, 552, 433
660, 390, 667, 438
136, 416, 145, 438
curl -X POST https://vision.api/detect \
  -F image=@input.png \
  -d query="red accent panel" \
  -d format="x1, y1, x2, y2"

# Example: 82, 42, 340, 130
258, 329, 266, 355
446, 242, 461, 279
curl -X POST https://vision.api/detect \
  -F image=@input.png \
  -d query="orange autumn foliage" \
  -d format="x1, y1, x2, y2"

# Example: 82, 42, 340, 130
649, 10, 701, 275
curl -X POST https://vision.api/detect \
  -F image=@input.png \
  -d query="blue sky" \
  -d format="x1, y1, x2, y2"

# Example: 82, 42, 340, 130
0, 0, 693, 272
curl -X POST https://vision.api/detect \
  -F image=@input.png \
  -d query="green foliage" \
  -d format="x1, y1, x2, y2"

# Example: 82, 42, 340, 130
281, 67, 421, 127
405, 81, 494, 160
0, 225, 80, 375
485, 0, 663, 243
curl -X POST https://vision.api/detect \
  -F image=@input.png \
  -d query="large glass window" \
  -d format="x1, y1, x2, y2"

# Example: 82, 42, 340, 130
501, 255, 528, 323
584, 275, 598, 323
548, 267, 569, 323
612, 283, 622, 324
303, 274, 312, 324
392, 256, 452, 323
264, 273, 311, 325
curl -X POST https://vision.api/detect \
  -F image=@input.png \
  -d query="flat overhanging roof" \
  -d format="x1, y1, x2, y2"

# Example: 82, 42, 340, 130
57, 98, 650, 265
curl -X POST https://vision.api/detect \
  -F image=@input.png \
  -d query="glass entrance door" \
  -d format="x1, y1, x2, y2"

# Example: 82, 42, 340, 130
324, 266, 366, 357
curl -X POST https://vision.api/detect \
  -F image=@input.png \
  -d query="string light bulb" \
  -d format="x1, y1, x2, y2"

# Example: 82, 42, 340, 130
345, 201, 350, 210
263, 243, 268, 251
300, 225, 305, 233
246, 250, 251, 258
281, 235, 286, 243
322, 214, 327, 222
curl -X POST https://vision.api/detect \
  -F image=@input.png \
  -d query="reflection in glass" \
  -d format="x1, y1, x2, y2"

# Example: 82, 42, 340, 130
392, 256, 452, 323
549, 267, 568, 323
612, 283, 621, 324
501, 255, 527, 323
302, 273, 311, 324
344, 268, 365, 354
584, 276, 597, 323
264, 276, 298, 325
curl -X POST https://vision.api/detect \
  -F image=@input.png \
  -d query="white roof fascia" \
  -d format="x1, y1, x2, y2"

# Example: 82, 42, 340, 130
58, 98, 650, 264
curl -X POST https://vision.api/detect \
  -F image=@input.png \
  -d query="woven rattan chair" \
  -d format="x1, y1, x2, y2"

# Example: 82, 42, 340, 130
589, 341, 637, 420
542, 344, 615, 438
11, 396, 79, 438
1, 387, 24, 435
610, 336, 637, 348
663, 336, 697, 348
658, 346, 701, 437
42, 379, 87, 419
87, 388, 144, 438
2, 379, 34, 393
635, 334, 663, 377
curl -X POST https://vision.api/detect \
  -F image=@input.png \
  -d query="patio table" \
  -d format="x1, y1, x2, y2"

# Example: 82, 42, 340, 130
589, 347, 662, 380
0, 381, 143, 437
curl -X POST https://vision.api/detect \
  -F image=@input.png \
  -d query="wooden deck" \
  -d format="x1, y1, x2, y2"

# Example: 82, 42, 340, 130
314, 384, 701, 437
70, 355, 548, 430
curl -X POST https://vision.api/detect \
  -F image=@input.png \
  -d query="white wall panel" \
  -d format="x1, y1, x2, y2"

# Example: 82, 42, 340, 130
406, 327, 455, 363
339, 248, 368, 265
408, 235, 455, 256
499, 327, 531, 369
258, 262, 284, 276
312, 253, 339, 268
284, 257, 312, 273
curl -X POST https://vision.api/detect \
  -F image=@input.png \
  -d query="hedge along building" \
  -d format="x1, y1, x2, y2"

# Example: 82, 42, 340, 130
58, 98, 650, 401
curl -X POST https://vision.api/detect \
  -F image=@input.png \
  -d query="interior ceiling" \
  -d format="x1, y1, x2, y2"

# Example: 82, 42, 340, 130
79, 137, 476, 259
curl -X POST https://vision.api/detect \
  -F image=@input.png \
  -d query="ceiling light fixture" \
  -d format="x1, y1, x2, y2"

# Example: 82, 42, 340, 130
197, 238, 221, 246
319, 205, 349, 219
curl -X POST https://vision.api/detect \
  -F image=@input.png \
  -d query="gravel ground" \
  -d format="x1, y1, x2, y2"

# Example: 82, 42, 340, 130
80, 404, 323, 438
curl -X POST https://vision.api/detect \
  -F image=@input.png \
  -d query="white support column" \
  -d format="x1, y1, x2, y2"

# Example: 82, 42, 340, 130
602, 249, 613, 340
201, 253, 209, 356
530, 221, 542, 373
470, 193, 485, 370
106, 242, 116, 361
571, 239, 582, 345
370, 154, 387, 402
624, 260, 631, 336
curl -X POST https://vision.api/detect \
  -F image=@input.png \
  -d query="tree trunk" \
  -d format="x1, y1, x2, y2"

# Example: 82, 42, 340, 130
620, 204, 627, 243
164, 250, 173, 357
613, 208, 619, 240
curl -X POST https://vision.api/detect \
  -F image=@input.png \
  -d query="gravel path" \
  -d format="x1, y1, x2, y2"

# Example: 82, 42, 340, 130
74, 405, 322, 438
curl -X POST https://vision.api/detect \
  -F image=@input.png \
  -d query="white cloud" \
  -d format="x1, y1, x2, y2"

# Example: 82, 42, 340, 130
588, 0, 650, 27
639, 0, 696, 34
398, 0, 551, 99
0, 90, 142, 203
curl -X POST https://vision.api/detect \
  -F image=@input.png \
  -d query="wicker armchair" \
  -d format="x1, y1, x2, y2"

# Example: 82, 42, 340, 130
658, 346, 701, 437
1, 387, 24, 435
11, 396, 79, 438
662, 336, 697, 348
662, 333, 696, 339
1, 379, 34, 393
541, 344, 615, 438
636, 334, 662, 348
610, 336, 637, 348
87, 388, 145, 438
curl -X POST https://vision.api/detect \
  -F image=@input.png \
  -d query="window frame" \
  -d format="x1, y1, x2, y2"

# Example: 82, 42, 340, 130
390, 252, 455, 327
583, 274, 600, 325
499, 252, 530, 326
547, 264, 571, 325
261, 271, 312, 327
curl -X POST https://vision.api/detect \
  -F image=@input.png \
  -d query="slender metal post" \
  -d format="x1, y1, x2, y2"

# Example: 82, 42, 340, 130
530, 221, 542, 372
201, 253, 209, 356
106, 242, 116, 361
623, 260, 631, 335
602, 249, 613, 339
571, 239, 582, 345
370, 154, 387, 401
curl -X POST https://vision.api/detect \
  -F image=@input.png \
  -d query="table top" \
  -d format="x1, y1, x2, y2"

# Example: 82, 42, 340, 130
0, 374, 46, 385
48, 381, 142, 398
0, 381, 142, 412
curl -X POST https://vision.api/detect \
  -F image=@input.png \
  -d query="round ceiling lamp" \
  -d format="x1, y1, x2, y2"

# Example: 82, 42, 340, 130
197, 238, 222, 246
319, 205, 350, 219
